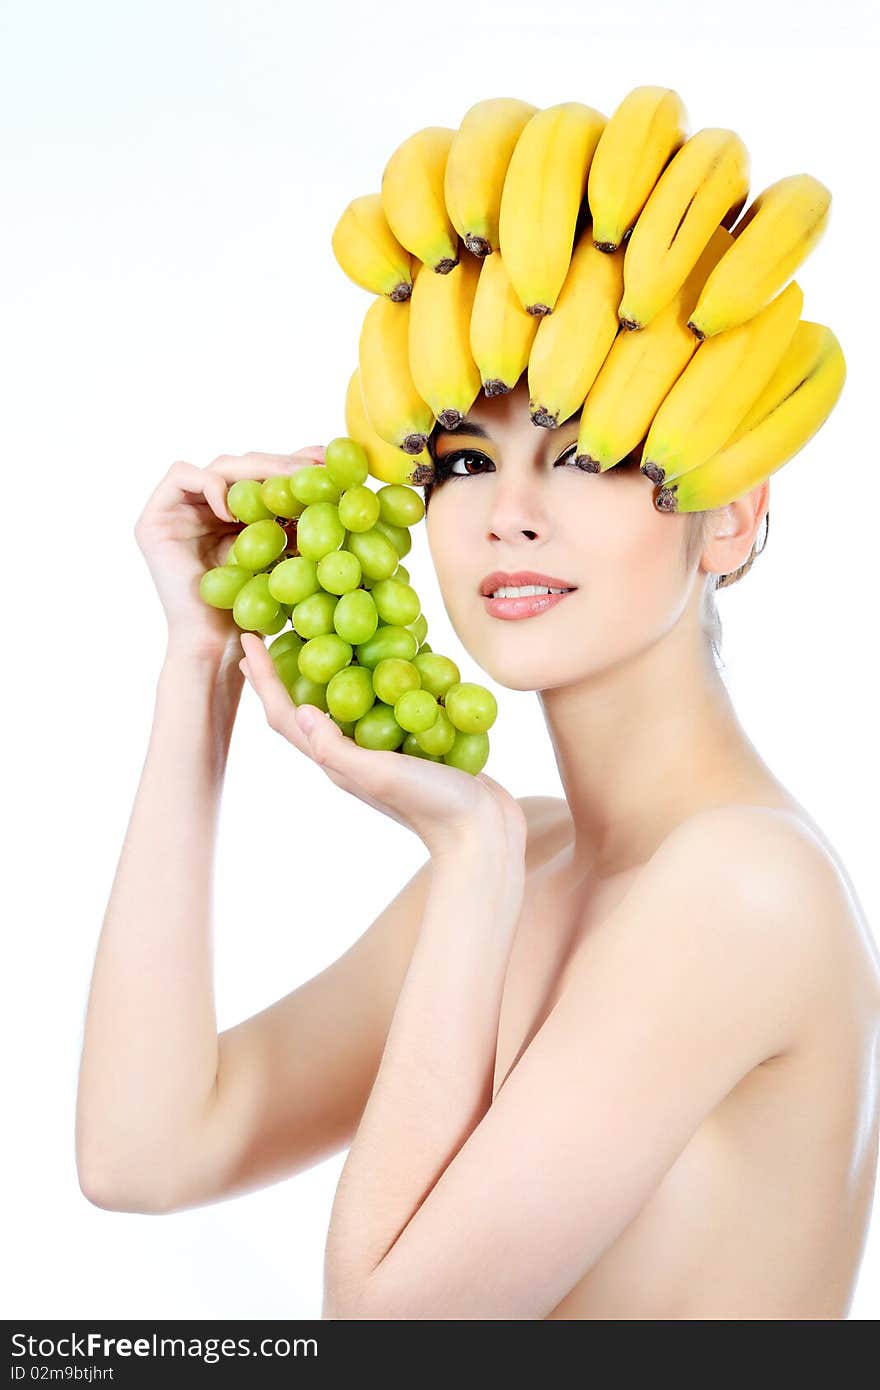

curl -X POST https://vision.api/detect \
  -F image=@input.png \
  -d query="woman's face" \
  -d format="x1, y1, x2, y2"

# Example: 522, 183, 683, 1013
424, 376, 704, 692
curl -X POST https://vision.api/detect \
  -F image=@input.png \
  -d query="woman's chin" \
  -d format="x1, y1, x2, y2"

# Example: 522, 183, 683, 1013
470, 653, 569, 694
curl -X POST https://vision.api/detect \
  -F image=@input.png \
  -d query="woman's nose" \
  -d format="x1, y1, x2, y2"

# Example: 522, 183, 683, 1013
485, 471, 548, 543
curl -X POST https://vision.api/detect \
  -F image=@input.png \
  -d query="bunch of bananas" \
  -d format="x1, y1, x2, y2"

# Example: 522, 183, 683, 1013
331, 88, 845, 514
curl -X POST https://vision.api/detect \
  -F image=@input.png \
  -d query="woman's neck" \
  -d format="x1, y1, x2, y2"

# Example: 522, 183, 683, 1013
539, 621, 782, 877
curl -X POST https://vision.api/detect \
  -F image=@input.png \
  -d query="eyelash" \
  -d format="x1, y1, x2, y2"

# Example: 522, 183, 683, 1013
433, 442, 582, 482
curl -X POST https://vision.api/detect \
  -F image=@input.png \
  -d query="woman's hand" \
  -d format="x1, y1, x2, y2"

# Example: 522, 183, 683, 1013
134, 447, 326, 660
239, 631, 527, 859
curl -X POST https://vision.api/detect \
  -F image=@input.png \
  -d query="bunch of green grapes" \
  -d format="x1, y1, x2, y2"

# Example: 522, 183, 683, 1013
199, 436, 496, 774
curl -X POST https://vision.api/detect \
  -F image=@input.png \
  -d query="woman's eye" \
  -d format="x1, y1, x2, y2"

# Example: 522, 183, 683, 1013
435, 448, 493, 479
435, 443, 582, 480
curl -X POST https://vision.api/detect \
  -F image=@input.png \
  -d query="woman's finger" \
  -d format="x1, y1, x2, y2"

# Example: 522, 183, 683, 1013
140, 448, 328, 533
239, 632, 312, 756
239, 631, 360, 771
240, 631, 400, 797
137, 460, 235, 526
205, 447, 326, 477
200, 449, 327, 518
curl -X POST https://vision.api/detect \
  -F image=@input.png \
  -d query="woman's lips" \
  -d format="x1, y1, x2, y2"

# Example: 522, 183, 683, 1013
482, 589, 577, 621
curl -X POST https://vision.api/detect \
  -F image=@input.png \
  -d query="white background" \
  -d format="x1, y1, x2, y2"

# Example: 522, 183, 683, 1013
3, 0, 878, 1320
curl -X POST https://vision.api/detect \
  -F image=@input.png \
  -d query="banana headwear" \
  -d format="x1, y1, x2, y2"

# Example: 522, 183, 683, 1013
331, 88, 845, 513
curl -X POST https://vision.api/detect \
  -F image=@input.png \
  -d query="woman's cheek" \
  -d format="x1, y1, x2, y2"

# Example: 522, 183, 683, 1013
569, 503, 688, 639
425, 513, 469, 623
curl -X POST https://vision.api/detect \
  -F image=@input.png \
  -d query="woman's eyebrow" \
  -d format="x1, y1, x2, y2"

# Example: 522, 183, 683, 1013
435, 421, 491, 440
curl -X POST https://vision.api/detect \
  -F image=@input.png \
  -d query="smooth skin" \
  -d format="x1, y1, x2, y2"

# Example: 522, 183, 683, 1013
76, 396, 880, 1319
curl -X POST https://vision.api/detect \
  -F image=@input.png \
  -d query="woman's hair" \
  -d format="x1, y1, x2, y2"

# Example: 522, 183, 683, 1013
419, 425, 770, 671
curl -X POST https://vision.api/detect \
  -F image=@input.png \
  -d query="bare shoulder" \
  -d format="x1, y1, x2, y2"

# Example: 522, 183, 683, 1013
647, 805, 880, 1015
553, 803, 875, 1068
658, 804, 856, 921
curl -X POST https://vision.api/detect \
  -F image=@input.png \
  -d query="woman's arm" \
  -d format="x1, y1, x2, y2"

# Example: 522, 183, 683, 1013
322, 819, 525, 1315
320, 807, 827, 1320
76, 447, 325, 1211
75, 641, 243, 1212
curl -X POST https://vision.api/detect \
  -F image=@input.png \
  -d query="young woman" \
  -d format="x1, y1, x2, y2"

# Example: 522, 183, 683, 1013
76, 375, 880, 1319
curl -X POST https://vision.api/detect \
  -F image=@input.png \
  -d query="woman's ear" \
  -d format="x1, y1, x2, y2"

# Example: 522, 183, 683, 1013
700, 481, 769, 580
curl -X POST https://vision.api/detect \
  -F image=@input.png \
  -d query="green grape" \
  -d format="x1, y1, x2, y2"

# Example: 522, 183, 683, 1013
224, 537, 244, 566
443, 730, 490, 775
444, 682, 498, 733
260, 607, 288, 635
289, 674, 329, 711
354, 702, 406, 750
417, 641, 432, 653
401, 733, 443, 761
337, 484, 381, 533
274, 649, 301, 687
370, 578, 420, 626
234, 519, 288, 570
373, 657, 420, 706
292, 590, 338, 638
355, 625, 418, 668
326, 664, 375, 722
373, 518, 412, 558
324, 437, 369, 490
392, 563, 410, 585
332, 717, 358, 737
261, 474, 304, 519
333, 589, 379, 645
291, 466, 342, 506
233, 574, 283, 633
296, 501, 346, 560
345, 526, 399, 580
377, 483, 425, 528
414, 705, 457, 756
269, 629, 304, 661
407, 613, 428, 645
394, 688, 439, 734
412, 652, 460, 698
200, 565, 254, 609
228, 479, 274, 523
269, 556, 319, 605
317, 549, 362, 595
298, 633, 353, 684
269, 630, 303, 687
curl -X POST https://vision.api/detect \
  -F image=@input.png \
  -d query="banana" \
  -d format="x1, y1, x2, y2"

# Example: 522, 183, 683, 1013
498, 101, 607, 316
617, 128, 750, 330
640, 278, 803, 485
380, 127, 460, 273
527, 227, 625, 428
444, 97, 538, 257
653, 321, 846, 512
408, 254, 483, 428
588, 85, 688, 253
687, 173, 832, 339
331, 193, 414, 301
358, 294, 436, 455
344, 367, 435, 486
574, 226, 734, 470
469, 247, 539, 395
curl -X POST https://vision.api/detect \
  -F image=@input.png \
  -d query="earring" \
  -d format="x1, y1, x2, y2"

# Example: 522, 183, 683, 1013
755, 509, 770, 557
